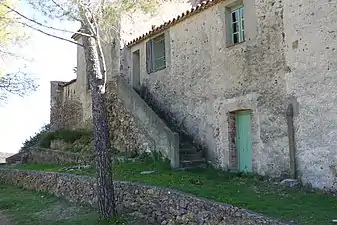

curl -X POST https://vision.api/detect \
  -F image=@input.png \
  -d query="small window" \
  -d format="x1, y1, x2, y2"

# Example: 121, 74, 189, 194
146, 34, 166, 73
230, 6, 244, 44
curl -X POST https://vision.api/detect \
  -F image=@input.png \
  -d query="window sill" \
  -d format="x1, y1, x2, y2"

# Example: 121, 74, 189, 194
226, 40, 245, 48
148, 66, 166, 74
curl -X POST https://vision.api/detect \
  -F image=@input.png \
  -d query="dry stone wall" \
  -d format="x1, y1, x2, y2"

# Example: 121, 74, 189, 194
0, 169, 291, 225
50, 78, 156, 156
5, 153, 22, 164
6, 148, 93, 165
105, 78, 156, 155
50, 81, 83, 131
27, 148, 93, 165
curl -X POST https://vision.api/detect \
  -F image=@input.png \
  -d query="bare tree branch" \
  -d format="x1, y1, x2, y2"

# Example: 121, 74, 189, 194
18, 20, 83, 46
0, 49, 33, 62
0, 1, 91, 37
0, 71, 38, 102
81, 2, 97, 36
0, 15, 82, 46
50, 0, 81, 22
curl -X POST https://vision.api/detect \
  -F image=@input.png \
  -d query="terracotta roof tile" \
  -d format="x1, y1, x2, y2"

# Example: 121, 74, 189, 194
127, 0, 224, 46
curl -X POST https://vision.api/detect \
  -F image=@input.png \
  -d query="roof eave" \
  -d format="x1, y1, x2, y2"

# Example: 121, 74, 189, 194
60, 79, 77, 87
126, 0, 224, 47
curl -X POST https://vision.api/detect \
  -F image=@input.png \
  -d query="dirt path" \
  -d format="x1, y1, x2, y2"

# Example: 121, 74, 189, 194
0, 212, 10, 225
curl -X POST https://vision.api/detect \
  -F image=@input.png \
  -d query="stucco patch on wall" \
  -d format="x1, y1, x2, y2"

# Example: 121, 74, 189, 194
283, 0, 337, 189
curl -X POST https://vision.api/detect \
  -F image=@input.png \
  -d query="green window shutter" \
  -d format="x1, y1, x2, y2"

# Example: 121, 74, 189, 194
146, 40, 153, 73
153, 36, 166, 71
230, 6, 244, 44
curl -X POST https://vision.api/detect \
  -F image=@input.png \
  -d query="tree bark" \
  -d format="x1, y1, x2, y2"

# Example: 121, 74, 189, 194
82, 26, 116, 218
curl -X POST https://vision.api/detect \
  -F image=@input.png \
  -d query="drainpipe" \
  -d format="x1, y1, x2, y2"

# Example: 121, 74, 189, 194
286, 103, 297, 179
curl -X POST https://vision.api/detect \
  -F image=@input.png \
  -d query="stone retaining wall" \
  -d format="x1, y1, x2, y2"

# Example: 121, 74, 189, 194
5, 153, 22, 164
27, 148, 93, 165
6, 148, 93, 165
0, 169, 291, 225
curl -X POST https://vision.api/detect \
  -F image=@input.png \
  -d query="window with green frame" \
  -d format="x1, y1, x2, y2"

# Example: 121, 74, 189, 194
230, 6, 244, 44
146, 34, 166, 73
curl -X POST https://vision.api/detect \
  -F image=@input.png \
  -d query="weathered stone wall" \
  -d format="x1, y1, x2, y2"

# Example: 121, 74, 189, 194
27, 148, 93, 165
128, 0, 289, 176
0, 169, 289, 225
50, 80, 83, 131
5, 153, 22, 164
283, 0, 337, 190
52, 100, 83, 130
49, 73, 156, 157
6, 148, 93, 165
50, 139, 71, 150
117, 76, 180, 167
119, 0, 204, 81
49, 1, 195, 155
105, 78, 156, 155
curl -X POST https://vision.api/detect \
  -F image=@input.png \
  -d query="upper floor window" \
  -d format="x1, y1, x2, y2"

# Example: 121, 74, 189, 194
146, 34, 166, 73
230, 6, 244, 44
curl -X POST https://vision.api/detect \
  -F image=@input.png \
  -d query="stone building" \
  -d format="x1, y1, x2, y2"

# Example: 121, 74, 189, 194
50, 0, 337, 191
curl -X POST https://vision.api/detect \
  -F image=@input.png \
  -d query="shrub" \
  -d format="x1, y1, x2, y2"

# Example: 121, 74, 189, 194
39, 129, 92, 148
20, 124, 51, 152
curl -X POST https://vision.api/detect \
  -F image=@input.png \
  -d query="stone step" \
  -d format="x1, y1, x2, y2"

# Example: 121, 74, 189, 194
179, 141, 195, 149
180, 158, 206, 168
180, 150, 203, 161
179, 146, 198, 154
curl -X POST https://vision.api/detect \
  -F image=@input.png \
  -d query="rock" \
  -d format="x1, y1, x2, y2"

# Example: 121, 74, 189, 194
280, 179, 300, 188
61, 164, 92, 172
140, 170, 156, 175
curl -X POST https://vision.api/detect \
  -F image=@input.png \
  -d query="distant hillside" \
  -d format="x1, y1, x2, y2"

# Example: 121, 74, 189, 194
0, 152, 14, 163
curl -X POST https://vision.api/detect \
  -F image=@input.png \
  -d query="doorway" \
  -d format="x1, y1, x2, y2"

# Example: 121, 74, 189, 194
132, 50, 140, 91
235, 110, 253, 172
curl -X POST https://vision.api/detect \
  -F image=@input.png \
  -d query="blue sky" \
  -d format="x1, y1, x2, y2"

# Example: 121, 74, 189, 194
0, 2, 78, 153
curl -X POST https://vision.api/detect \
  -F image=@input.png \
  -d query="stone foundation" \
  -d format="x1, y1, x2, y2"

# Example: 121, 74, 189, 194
0, 169, 291, 225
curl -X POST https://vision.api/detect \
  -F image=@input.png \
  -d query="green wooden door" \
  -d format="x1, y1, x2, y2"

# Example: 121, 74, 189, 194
235, 111, 252, 172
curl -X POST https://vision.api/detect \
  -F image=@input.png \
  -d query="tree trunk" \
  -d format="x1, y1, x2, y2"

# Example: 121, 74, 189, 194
82, 27, 116, 218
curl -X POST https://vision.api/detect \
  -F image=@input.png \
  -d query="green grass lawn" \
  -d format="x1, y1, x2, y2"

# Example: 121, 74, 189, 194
0, 185, 129, 225
6, 160, 337, 225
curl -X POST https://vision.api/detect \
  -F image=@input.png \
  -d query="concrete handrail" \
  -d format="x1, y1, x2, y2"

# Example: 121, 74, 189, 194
117, 76, 180, 168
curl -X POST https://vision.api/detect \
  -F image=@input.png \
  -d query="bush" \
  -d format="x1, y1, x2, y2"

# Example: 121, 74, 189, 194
20, 124, 51, 152
39, 129, 92, 149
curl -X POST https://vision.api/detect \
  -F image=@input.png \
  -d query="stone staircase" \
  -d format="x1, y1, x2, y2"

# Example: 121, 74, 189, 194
137, 88, 206, 168
179, 140, 206, 168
